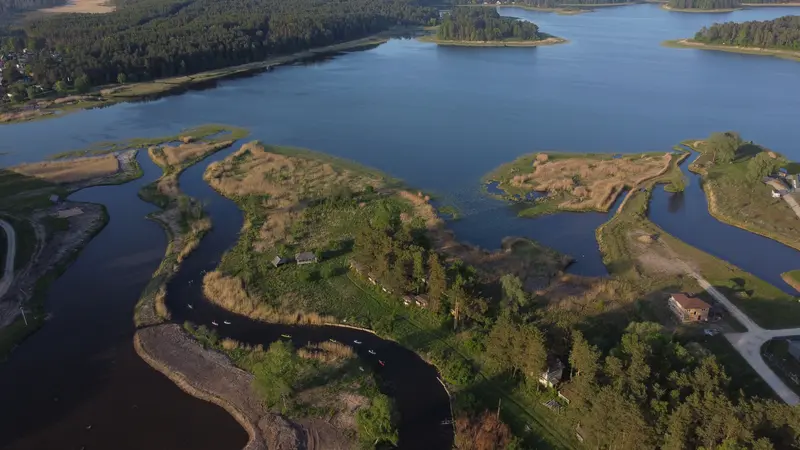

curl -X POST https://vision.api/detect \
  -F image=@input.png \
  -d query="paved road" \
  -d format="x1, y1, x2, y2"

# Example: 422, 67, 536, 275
668, 243, 800, 404
767, 180, 800, 220
0, 219, 16, 300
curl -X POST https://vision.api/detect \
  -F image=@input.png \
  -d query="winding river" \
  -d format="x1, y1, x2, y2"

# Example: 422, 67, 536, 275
2, 3, 800, 449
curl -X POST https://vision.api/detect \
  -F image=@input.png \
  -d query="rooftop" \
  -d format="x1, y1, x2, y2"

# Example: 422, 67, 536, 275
671, 293, 710, 311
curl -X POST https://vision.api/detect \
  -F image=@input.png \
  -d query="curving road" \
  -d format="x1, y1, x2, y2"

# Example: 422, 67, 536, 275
0, 219, 15, 300
665, 240, 800, 405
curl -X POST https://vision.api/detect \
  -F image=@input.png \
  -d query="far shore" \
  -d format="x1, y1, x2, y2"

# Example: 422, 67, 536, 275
417, 35, 567, 47
493, 2, 636, 13
660, 4, 740, 12
0, 27, 417, 126
663, 38, 800, 61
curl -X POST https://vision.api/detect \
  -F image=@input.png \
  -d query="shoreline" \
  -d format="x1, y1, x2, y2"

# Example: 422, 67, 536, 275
0, 28, 414, 126
660, 4, 741, 11
494, 2, 636, 13
417, 35, 567, 47
781, 271, 800, 294
663, 39, 800, 61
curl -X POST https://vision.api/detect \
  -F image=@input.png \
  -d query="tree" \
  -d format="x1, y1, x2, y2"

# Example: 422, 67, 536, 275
454, 411, 514, 450
356, 393, 398, 447
517, 323, 546, 379
569, 330, 600, 380
25, 86, 37, 100
74, 74, 91, 93
117, 73, 127, 84
707, 131, 742, 164
747, 152, 782, 182
500, 274, 528, 310
54, 80, 68, 93
251, 341, 300, 410
427, 252, 446, 311
485, 314, 517, 374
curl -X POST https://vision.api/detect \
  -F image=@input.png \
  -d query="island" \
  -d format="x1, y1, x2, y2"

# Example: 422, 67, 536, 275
662, 0, 742, 12
665, 16, 800, 61
483, 151, 686, 217
419, 7, 567, 46
461, 0, 635, 15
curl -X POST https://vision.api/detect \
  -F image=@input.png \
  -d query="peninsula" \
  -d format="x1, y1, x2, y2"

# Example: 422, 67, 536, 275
665, 16, 800, 61
419, 7, 566, 46
682, 132, 800, 253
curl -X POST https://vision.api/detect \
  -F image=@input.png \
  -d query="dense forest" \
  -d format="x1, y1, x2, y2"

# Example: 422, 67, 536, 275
0, 0, 437, 90
666, 0, 740, 10
437, 7, 543, 41
694, 15, 800, 50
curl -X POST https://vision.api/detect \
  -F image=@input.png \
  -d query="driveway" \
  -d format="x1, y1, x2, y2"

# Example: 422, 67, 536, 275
0, 219, 16, 300
666, 242, 800, 404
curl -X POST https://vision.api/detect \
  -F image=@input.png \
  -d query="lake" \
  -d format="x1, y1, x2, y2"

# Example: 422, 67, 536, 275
2, 3, 800, 449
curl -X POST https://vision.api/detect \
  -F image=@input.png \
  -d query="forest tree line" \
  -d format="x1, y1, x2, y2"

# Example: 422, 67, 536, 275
694, 15, 800, 50
667, 0, 740, 9
457, 0, 630, 8
0, 0, 437, 89
437, 7, 543, 41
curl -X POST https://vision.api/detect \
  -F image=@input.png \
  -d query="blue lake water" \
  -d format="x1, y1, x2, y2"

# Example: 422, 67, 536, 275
2, 5, 800, 448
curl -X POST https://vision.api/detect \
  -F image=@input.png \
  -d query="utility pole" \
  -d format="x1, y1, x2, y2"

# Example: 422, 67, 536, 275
20, 307, 27, 326
496, 398, 501, 420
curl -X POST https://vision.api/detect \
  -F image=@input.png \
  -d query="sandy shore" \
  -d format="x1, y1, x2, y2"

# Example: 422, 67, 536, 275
417, 36, 567, 47
663, 39, 800, 61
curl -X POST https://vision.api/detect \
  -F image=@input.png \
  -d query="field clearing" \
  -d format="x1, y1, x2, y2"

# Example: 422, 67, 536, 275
11, 154, 119, 184
39, 0, 114, 13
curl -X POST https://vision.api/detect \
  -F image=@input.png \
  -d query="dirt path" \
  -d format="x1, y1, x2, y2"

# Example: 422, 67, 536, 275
0, 219, 16, 300
658, 239, 800, 404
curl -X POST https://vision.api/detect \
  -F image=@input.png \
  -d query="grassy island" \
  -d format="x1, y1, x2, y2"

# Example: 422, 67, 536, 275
682, 132, 800, 253
421, 7, 566, 47
782, 270, 800, 293
484, 151, 685, 217
665, 16, 800, 61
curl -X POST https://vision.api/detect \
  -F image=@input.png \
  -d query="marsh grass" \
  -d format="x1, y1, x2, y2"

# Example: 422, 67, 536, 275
10, 154, 119, 184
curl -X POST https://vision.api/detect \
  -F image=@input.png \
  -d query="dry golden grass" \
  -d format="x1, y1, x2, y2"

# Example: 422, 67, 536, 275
154, 285, 171, 319
150, 141, 234, 169
12, 154, 119, 184
205, 142, 384, 207
298, 342, 355, 363
202, 271, 335, 325
509, 153, 672, 211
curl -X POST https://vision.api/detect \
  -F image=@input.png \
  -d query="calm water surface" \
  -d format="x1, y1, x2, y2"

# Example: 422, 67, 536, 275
2, 4, 800, 448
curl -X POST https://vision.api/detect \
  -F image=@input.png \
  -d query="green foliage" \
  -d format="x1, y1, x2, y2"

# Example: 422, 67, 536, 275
117, 73, 127, 84
706, 131, 742, 164
695, 15, 800, 49
668, 0, 739, 9
54, 80, 68, 93
747, 152, 782, 182
12, 0, 437, 89
457, 0, 629, 8
250, 341, 301, 410
74, 74, 91, 93
356, 393, 399, 447
438, 7, 542, 42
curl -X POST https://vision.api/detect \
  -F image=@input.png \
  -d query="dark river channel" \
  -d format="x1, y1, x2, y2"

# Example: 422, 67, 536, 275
2, 3, 800, 449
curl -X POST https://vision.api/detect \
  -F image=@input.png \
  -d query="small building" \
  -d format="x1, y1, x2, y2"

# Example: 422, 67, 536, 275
414, 295, 429, 308
272, 256, 288, 267
772, 190, 783, 198
295, 252, 318, 265
49, 194, 61, 204
402, 295, 413, 306
538, 359, 564, 389
779, 168, 789, 178
668, 293, 710, 323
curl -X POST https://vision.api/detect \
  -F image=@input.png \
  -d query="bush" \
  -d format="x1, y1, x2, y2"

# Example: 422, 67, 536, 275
320, 264, 336, 279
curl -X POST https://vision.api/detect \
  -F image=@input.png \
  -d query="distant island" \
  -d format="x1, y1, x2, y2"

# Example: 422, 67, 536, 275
664, 15, 800, 61
662, 0, 741, 12
457, 0, 633, 14
663, 0, 800, 10
420, 7, 566, 46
